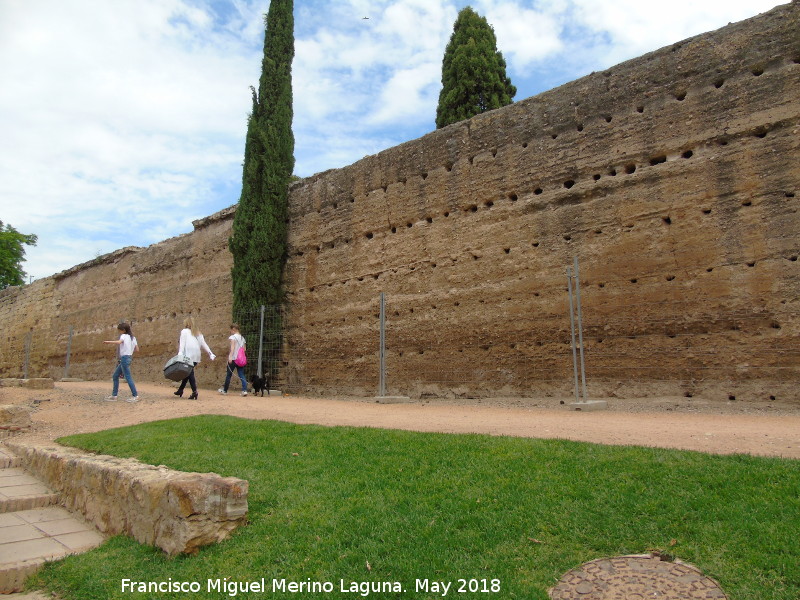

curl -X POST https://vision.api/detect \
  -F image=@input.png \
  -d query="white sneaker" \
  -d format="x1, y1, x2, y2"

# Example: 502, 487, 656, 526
126, 396, 139, 403
105, 396, 118, 402
241, 391, 248, 396
218, 388, 227, 394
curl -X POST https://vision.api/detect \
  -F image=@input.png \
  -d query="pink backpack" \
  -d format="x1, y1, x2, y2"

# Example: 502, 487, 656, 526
234, 345, 247, 367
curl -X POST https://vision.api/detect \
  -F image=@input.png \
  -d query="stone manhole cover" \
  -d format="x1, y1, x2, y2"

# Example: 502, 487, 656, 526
548, 554, 728, 599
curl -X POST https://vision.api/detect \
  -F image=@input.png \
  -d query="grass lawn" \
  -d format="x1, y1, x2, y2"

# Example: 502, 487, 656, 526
30, 415, 800, 599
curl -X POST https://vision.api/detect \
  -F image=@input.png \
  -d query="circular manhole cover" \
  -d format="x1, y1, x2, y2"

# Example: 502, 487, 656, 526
549, 554, 728, 599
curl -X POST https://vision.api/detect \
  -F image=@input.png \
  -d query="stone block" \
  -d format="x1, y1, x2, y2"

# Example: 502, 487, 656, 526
0, 407, 31, 428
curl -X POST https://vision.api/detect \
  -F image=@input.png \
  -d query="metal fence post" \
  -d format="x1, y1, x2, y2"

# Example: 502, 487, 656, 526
64, 326, 74, 379
573, 257, 588, 401
379, 292, 386, 397
567, 267, 580, 402
258, 305, 266, 378
23, 331, 32, 379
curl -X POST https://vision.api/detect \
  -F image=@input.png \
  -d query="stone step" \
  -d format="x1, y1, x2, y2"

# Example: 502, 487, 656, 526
0, 461, 105, 594
0, 448, 21, 469
0, 468, 59, 514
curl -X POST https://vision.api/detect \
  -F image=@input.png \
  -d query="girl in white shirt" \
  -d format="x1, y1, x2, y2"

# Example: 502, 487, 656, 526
218, 323, 248, 396
175, 317, 216, 399
103, 322, 139, 402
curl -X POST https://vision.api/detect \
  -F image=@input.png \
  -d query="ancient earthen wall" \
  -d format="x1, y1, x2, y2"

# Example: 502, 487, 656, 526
282, 2, 799, 401
0, 3, 797, 402
0, 209, 237, 388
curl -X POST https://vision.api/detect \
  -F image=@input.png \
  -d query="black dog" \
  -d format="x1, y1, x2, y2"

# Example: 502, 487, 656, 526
250, 374, 270, 397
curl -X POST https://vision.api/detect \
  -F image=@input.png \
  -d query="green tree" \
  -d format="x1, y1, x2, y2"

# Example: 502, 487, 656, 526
436, 6, 516, 129
229, 0, 294, 315
0, 221, 37, 289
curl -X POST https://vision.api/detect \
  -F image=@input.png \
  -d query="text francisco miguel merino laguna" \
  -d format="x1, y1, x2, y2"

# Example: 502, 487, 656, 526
122, 577, 502, 596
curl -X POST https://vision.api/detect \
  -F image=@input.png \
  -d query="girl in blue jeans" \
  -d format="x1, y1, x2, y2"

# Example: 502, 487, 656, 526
218, 323, 247, 396
103, 322, 139, 402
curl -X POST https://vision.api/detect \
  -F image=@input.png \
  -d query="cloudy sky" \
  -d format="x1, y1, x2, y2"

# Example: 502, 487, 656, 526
0, 0, 786, 281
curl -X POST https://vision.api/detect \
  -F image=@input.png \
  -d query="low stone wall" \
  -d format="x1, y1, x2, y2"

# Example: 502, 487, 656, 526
5, 441, 248, 556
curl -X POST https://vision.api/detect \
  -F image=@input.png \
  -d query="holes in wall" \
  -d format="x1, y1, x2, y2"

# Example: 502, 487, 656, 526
786, 192, 796, 198
636, 106, 644, 113
662, 216, 672, 225
445, 161, 454, 172
508, 192, 518, 201
534, 188, 543, 195
788, 255, 798, 262
532, 242, 540, 248
741, 200, 752, 207
426, 216, 433, 224
625, 164, 637, 174
577, 124, 584, 132
484, 200, 494, 208
682, 150, 694, 159
593, 174, 601, 181
504, 248, 511, 254
666, 275, 676, 281
751, 66, 764, 76
609, 168, 617, 176
406, 222, 413, 228
551, 133, 558, 139
563, 234, 572, 241
630, 278, 638, 284
674, 91, 687, 101
564, 180, 575, 189
747, 261, 756, 267
650, 155, 667, 166
421, 172, 428, 180
522, 142, 529, 149
443, 211, 450, 218
713, 78, 725, 88
753, 127, 769, 139
467, 204, 478, 213
771, 321, 781, 330
391, 226, 397, 234
702, 208, 712, 215
605, 115, 613, 123
366, 232, 374, 239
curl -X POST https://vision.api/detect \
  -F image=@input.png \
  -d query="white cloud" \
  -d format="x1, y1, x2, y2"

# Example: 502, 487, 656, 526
0, 0, 787, 280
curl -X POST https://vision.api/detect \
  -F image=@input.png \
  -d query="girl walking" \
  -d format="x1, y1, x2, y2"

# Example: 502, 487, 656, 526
175, 317, 216, 399
218, 323, 248, 396
103, 322, 139, 402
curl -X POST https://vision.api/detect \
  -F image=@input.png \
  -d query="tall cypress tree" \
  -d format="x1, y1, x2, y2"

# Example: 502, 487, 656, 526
435, 6, 516, 129
230, 0, 294, 316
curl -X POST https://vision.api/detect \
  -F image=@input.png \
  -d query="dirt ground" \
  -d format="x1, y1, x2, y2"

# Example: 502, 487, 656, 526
2, 380, 799, 459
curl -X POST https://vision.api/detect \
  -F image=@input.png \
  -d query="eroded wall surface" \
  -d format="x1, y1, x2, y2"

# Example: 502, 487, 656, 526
1, 3, 798, 402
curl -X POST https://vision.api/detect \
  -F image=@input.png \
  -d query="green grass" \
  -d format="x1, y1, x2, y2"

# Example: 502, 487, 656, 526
29, 415, 800, 599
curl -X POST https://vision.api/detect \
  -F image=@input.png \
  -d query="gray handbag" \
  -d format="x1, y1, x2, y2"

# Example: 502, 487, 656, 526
163, 354, 194, 381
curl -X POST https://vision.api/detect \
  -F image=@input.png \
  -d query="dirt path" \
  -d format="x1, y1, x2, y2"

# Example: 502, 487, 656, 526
2, 381, 799, 459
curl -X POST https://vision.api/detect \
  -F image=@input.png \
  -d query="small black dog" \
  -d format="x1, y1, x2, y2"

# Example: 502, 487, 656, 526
250, 374, 270, 397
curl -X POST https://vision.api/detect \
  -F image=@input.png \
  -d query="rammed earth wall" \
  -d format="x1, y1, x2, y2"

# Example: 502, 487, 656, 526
0, 3, 798, 402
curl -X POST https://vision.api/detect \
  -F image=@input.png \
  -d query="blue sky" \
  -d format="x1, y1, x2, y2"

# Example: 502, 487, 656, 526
0, 0, 786, 281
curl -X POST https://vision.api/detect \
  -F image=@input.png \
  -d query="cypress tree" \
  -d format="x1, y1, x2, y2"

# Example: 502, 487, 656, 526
435, 6, 516, 129
230, 0, 294, 316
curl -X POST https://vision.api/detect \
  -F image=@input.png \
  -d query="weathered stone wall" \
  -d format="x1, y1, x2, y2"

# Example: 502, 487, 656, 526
0, 3, 797, 402
0, 209, 237, 387
6, 440, 249, 555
